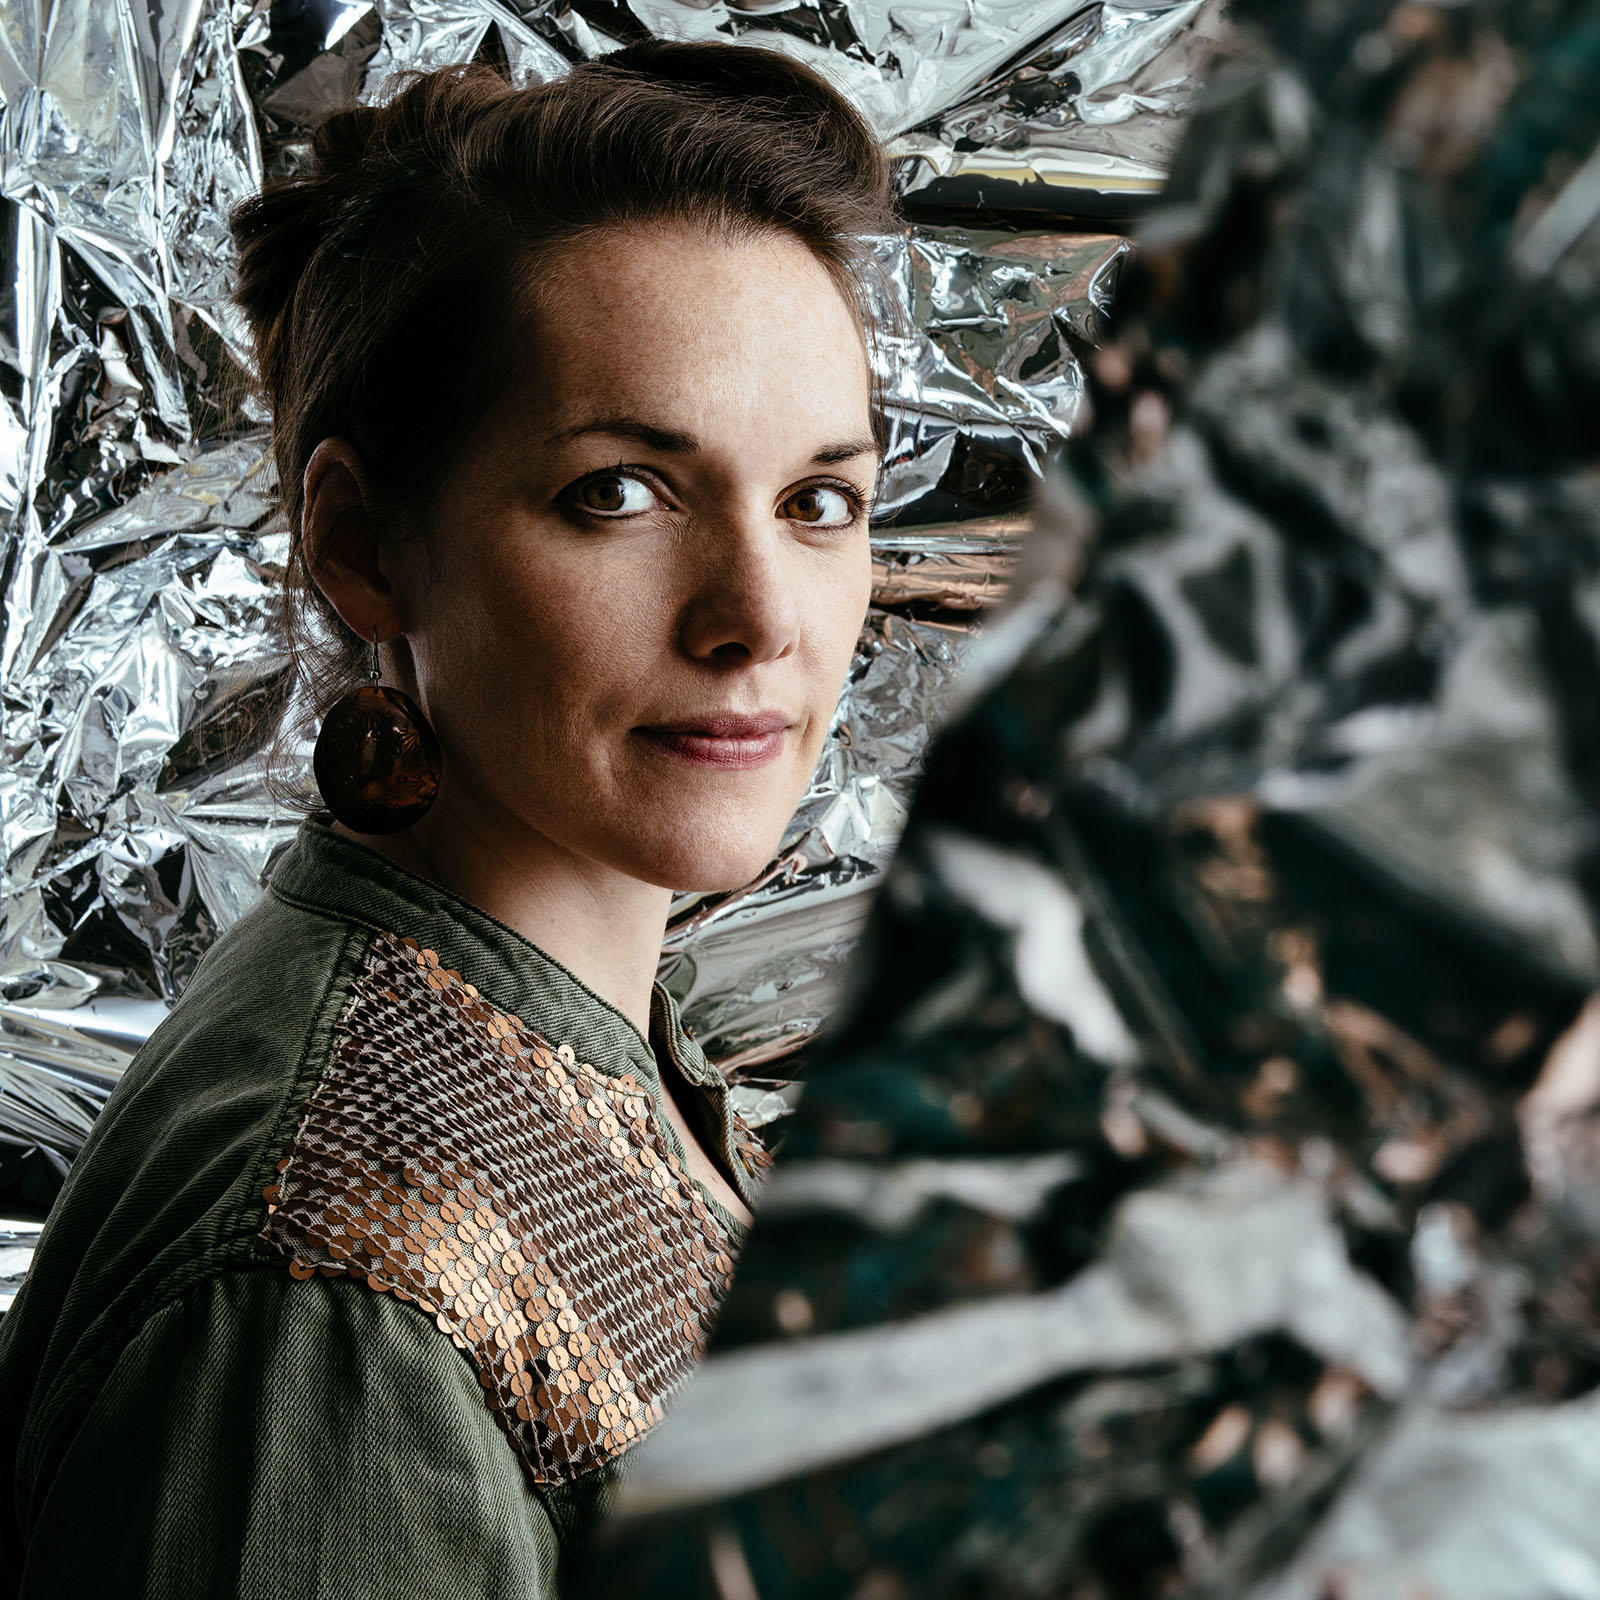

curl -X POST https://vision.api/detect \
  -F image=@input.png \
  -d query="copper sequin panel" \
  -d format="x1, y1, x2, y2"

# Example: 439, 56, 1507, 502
257, 929, 748, 1486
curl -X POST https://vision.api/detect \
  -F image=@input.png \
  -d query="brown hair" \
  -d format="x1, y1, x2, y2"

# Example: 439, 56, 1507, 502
228, 40, 902, 736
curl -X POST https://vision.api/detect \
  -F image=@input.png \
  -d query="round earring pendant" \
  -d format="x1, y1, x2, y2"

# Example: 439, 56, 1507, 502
312, 684, 443, 835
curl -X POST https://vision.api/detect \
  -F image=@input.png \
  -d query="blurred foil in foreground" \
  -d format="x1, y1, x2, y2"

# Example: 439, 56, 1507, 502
579, 4, 1600, 1596
0, 0, 1214, 1187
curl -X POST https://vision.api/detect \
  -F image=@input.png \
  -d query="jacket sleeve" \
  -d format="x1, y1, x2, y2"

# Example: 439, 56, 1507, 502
17, 1266, 563, 1600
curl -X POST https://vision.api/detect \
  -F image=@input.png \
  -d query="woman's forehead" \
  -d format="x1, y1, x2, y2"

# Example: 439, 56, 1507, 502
498, 227, 876, 460
536, 224, 864, 359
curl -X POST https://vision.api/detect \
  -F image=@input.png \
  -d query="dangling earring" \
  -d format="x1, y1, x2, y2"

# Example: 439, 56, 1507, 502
312, 632, 443, 834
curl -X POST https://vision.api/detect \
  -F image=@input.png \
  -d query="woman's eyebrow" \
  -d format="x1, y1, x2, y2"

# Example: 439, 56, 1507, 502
811, 435, 879, 464
547, 414, 879, 464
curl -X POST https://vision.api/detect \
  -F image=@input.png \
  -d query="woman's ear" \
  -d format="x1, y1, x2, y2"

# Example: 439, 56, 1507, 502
301, 438, 400, 643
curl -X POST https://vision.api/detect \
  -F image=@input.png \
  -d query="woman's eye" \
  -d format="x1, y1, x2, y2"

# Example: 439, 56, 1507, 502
571, 472, 656, 516
780, 485, 858, 527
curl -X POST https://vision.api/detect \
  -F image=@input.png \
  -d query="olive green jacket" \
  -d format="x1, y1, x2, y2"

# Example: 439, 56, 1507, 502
0, 820, 764, 1599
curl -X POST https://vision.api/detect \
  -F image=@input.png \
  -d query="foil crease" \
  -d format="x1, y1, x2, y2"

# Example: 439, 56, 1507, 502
0, 1, 1207, 1176
892, 0, 1227, 215
579, 3, 1600, 1596
0, 1220, 42, 1315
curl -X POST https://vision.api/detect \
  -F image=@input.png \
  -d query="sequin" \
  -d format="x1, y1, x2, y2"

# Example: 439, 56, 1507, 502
258, 928, 745, 1487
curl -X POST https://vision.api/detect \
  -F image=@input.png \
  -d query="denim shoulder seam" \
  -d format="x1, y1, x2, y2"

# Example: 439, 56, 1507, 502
18, 919, 371, 1515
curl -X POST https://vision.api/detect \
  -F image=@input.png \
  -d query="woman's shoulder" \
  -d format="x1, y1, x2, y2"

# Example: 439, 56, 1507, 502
0, 888, 370, 1508
46, 884, 369, 1287
260, 927, 745, 1489
0, 895, 745, 1545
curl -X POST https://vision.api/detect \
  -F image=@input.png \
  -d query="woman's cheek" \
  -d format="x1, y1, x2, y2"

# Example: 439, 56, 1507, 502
820, 547, 872, 676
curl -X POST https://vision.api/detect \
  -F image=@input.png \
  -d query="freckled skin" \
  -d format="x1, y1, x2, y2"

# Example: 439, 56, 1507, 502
304, 221, 879, 1224
392, 221, 876, 894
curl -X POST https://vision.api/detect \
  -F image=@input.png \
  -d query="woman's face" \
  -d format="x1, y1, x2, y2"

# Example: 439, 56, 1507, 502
387, 221, 878, 893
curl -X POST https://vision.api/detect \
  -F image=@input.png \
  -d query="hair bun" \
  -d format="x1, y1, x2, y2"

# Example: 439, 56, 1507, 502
310, 104, 383, 176
228, 104, 386, 397
229, 180, 322, 382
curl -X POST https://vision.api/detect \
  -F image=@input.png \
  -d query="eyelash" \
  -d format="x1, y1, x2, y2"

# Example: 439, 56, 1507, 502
562, 466, 868, 528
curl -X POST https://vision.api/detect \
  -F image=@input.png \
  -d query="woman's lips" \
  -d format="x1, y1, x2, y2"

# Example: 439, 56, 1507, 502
633, 713, 790, 770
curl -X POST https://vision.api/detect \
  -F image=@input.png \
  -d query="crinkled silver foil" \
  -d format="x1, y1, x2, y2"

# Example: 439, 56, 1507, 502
0, 1220, 42, 1315
0, 1, 1210, 1166
893, 0, 1227, 215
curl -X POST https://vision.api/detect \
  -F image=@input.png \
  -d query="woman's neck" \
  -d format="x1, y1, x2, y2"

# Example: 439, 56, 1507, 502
335, 785, 674, 1037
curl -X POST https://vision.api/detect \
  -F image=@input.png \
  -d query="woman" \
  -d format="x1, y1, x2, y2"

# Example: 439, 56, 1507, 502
0, 40, 898, 1597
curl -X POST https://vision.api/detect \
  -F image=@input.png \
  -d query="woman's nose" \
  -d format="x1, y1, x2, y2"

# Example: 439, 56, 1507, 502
676, 513, 802, 665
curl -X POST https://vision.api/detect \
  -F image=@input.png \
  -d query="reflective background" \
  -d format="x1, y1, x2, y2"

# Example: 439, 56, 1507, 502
0, 0, 1219, 1206
12, 4, 1600, 1593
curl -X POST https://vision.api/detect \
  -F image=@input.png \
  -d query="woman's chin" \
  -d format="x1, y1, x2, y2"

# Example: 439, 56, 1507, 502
600, 788, 804, 895
626, 834, 788, 897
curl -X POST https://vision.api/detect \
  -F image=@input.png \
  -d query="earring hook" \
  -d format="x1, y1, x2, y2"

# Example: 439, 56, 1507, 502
369, 630, 381, 685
